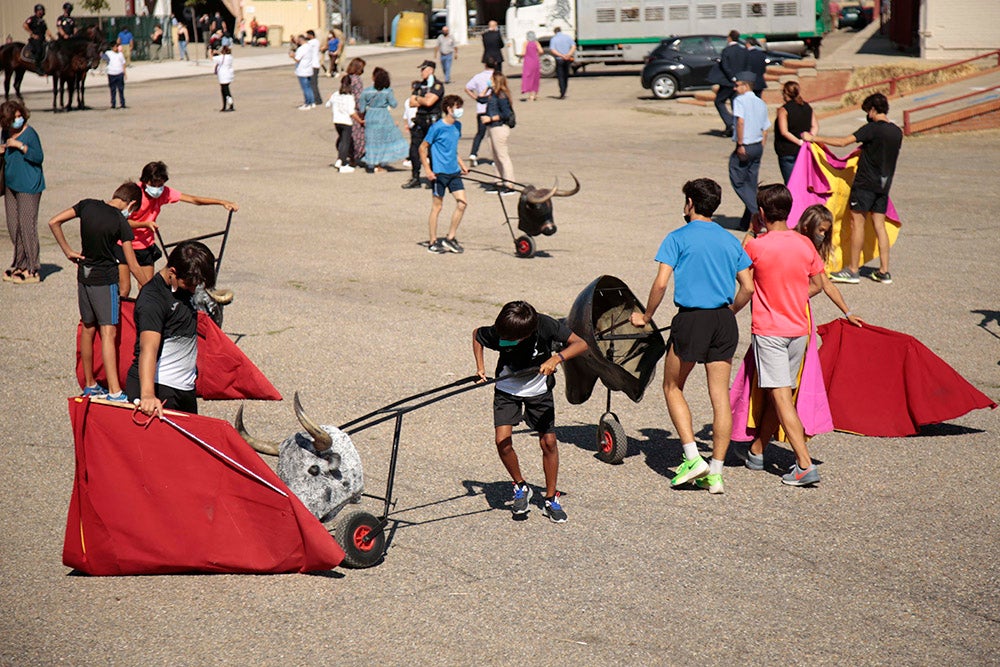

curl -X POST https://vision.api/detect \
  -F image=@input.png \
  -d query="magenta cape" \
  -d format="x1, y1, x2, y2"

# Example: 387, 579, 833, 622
76, 300, 282, 401
64, 398, 344, 575
817, 319, 996, 436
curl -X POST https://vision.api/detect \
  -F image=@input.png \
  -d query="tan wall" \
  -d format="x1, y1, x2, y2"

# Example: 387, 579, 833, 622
1, 1, 133, 43
242, 1, 327, 44
921, 0, 1000, 60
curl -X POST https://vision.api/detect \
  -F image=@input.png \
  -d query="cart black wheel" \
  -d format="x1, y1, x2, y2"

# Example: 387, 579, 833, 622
333, 509, 385, 568
514, 235, 536, 258
596, 413, 628, 464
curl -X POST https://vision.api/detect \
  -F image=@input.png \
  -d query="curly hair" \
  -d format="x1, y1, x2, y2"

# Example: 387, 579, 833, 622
0, 100, 30, 131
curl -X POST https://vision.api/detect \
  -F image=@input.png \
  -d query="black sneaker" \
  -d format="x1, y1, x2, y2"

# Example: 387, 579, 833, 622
427, 240, 447, 253
401, 177, 421, 189
870, 270, 893, 284
511, 483, 532, 514
542, 494, 567, 523
442, 237, 464, 254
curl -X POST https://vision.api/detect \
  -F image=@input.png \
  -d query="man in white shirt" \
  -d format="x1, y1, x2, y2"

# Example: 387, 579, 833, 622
103, 43, 127, 109
306, 30, 322, 109
291, 35, 315, 109
464, 57, 496, 166
729, 71, 770, 230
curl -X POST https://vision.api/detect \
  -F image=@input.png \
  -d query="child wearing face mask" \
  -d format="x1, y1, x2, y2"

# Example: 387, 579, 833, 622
419, 95, 470, 254
118, 160, 239, 297
48, 182, 147, 402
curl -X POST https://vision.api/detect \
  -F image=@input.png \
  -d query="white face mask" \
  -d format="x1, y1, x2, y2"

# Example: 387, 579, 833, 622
121, 206, 131, 218
426, 74, 435, 86
144, 184, 164, 199
452, 108, 464, 119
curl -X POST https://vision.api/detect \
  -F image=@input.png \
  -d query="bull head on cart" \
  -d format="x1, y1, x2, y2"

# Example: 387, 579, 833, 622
236, 393, 364, 522
516, 174, 581, 237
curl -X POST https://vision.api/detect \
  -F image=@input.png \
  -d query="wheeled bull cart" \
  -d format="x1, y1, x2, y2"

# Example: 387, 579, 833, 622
561, 275, 668, 464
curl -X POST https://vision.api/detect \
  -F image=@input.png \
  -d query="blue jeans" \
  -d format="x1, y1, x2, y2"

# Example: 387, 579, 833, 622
298, 76, 314, 105
108, 73, 125, 107
440, 53, 453, 82
778, 154, 797, 184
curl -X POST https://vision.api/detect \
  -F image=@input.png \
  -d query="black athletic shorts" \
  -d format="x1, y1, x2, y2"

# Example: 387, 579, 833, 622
126, 370, 198, 414
493, 389, 555, 434
112, 243, 163, 267
668, 306, 739, 363
849, 186, 889, 215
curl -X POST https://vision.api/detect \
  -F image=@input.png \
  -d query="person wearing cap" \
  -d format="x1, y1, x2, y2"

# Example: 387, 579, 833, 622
708, 30, 748, 134
728, 70, 770, 231
402, 60, 444, 189
57, 3, 75, 40
435, 25, 457, 84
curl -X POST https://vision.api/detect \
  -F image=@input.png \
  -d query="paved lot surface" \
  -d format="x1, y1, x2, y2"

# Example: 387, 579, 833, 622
1, 43, 998, 666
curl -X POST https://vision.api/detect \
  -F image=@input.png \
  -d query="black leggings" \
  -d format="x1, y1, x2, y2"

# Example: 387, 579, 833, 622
336, 123, 352, 163
220, 83, 232, 107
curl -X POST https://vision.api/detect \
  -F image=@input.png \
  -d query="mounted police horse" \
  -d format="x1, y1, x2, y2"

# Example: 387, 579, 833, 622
0, 43, 28, 101
2, 26, 105, 111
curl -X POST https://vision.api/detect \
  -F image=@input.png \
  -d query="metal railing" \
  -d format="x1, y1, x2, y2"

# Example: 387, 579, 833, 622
902, 84, 1000, 135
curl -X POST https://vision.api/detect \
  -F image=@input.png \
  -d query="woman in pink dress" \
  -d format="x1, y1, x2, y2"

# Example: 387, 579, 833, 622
518, 31, 543, 101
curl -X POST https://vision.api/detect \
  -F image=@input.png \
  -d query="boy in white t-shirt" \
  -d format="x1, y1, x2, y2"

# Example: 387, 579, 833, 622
325, 75, 356, 172
103, 44, 127, 109
213, 45, 234, 111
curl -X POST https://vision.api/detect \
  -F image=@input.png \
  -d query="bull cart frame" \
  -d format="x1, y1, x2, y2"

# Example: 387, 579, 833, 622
330, 369, 537, 568
462, 169, 553, 258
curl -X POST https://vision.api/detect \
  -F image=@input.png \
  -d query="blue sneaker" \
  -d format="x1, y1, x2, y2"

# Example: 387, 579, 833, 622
511, 483, 532, 514
81, 385, 107, 398
542, 494, 567, 523
105, 391, 130, 403
745, 450, 764, 471
782, 464, 821, 486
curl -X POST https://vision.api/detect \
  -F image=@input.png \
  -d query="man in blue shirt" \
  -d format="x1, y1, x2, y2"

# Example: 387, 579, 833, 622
548, 27, 576, 99
631, 178, 754, 494
419, 94, 469, 254
117, 27, 134, 67
729, 71, 770, 230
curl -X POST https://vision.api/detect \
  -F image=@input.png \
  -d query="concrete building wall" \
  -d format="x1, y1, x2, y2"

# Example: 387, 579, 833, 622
921, 0, 1000, 59
242, 1, 327, 44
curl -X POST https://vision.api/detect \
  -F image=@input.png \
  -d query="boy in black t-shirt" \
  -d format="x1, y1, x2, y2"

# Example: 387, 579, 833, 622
49, 182, 145, 401
473, 301, 587, 522
803, 93, 903, 285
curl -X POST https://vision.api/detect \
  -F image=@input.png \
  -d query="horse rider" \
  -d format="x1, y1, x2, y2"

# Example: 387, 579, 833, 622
57, 3, 76, 40
23, 4, 55, 73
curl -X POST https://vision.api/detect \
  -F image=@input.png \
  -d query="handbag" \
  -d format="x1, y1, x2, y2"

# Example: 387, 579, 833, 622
505, 104, 516, 129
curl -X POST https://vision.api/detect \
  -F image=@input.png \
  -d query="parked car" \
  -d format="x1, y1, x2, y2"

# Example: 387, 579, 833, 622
429, 10, 447, 38
640, 35, 799, 100
839, 5, 874, 30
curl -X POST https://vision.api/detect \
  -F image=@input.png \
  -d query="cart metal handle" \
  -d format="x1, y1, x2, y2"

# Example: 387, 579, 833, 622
156, 209, 235, 276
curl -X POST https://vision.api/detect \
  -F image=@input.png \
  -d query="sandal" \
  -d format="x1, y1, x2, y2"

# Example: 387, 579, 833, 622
2, 269, 16, 282
11, 271, 40, 284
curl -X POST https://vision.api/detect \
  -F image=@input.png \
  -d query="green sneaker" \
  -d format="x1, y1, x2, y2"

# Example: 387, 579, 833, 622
695, 473, 724, 494
671, 456, 709, 486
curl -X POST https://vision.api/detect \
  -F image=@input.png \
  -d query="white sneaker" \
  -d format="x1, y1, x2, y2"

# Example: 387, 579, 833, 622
338, 165, 355, 173
468, 154, 478, 166
402, 159, 412, 168
298, 104, 311, 110
334, 159, 343, 168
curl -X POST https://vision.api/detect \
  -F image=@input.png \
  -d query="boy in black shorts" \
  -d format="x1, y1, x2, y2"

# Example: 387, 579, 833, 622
49, 182, 145, 402
126, 241, 216, 417
803, 93, 902, 284
473, 301, 587, 522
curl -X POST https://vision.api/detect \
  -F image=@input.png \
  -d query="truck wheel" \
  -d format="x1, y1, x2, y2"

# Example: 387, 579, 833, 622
514, 235, 536, 258
539, 53, 557, 78
333, 509, 385, 568
651, 73, 678, 100
595, 413, 628, 464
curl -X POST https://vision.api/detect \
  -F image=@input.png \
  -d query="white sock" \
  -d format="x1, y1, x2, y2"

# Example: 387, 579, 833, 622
682, 442, 699, 460
709, 458, 724, 476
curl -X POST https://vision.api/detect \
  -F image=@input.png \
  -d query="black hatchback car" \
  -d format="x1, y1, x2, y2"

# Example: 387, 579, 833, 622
640, 35, 796, 99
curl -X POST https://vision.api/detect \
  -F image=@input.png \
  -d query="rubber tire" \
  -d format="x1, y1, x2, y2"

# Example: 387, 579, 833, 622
651, 73, 678, 100
333, 509, 385, 568
539, 53, 557, 78
595, 413, 628, 464
514, 235, 536, 258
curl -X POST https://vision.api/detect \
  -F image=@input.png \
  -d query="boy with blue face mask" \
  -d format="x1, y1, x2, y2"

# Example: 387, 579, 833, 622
118, 160, 238, 297
473, 301, 588, 522
48, 182, 146, 402
420, 95, 470, 254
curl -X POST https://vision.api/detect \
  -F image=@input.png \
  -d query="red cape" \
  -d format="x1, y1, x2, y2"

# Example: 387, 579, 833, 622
76, 300, 281, 401
817, 319, 996, 436
63, 397, 344, 575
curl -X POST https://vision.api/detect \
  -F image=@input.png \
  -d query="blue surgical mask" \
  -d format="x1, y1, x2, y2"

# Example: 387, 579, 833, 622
144, 184, 164, 198
121, 207, 131, 218
426, 74, 435, 86
453, 108, 464, 119
498, 338, 520, 347
12, 117, 25, 130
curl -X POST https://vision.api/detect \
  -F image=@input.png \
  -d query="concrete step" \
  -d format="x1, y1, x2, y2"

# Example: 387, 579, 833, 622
784, 59, 818, 70
796, 67, 818, 78
766, 65, 798, 76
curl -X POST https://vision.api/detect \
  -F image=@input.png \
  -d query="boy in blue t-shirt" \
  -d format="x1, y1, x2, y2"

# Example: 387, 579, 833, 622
420, 94, 469, 254
631, 178, 754, 495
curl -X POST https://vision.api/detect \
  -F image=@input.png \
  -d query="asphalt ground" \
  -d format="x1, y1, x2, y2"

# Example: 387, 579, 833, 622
1, 45, 998, 665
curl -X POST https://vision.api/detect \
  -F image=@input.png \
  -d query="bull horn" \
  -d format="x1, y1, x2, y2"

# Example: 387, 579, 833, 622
234, 404, 280, 456
525, 179, 558, 205
294, 392, 333, 452
554, 173, 580, 197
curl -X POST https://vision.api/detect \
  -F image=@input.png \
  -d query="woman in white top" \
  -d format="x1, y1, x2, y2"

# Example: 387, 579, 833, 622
289, 35, 315, 109
103, 43, 127, 109
213, 45, 235, 111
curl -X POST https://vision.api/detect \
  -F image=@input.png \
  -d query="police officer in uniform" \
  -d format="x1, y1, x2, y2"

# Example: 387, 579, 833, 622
402, 60, 445, 189
57, 3, 76, 39
23, 4, 54, 72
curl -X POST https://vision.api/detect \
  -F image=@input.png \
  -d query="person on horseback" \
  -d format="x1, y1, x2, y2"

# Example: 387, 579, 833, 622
57, 3, 75, 40
23, 4, 54, 73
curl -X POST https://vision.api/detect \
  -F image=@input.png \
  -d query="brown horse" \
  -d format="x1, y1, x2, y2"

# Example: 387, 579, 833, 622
3, 26, 105, 111
0, 42, 28, 101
